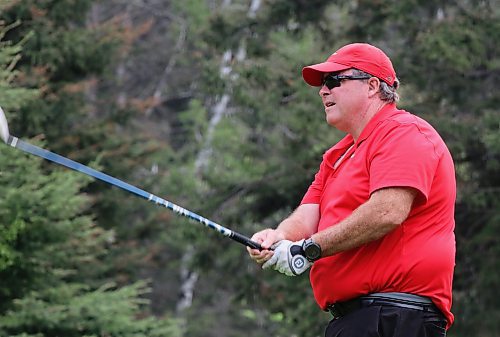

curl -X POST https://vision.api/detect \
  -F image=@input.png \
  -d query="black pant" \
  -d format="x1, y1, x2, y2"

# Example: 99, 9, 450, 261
325, 305, 447, 337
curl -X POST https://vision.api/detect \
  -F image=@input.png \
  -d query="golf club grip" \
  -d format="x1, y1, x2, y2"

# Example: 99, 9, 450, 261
7, 136, 261, 250
231, 232, 264, 250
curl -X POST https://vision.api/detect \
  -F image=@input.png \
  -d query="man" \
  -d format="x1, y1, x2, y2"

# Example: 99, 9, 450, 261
247, 43, 456, 337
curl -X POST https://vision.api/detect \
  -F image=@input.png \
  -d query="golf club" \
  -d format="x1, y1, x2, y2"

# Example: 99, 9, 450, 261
0, 106, 263, 250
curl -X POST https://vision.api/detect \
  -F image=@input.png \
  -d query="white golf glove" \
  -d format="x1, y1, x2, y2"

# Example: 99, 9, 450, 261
262, 239, 312, 276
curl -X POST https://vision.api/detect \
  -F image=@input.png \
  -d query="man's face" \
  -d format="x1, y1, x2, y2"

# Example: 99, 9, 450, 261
318, 69, 371, 131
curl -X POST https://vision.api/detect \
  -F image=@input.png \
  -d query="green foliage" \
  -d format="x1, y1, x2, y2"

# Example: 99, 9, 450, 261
0, 143, 179, 336
0, 143, 92, 286
0, 23, 37, 271
0, 23, 37, 110
0, 1, 180, 336
172, 0, 210, 35
0, 282, 180, 337
1, 0, 118, 141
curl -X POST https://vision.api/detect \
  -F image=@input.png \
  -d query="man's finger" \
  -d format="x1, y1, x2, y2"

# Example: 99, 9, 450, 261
262, 253, 277, 269
261, 237, 277, 249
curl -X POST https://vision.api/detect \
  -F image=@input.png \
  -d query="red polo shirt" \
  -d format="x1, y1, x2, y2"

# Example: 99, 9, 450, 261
301, 104, 456, 327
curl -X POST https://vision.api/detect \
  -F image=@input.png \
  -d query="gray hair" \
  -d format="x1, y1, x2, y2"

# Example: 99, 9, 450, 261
351, 69, 400, 103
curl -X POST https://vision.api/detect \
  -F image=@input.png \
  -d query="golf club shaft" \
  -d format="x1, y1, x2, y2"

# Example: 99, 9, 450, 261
6, 135, 263, 250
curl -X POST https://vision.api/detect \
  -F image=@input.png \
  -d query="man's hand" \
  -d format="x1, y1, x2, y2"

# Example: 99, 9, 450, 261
262, 239, 312, 276
247, 228, 284, 264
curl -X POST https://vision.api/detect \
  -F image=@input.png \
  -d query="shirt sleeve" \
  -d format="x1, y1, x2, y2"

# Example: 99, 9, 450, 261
369, 121, 441, 203
300, 156, 330, 205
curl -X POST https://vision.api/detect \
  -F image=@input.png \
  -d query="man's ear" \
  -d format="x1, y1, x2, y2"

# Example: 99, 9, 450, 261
367, 77, 381, 98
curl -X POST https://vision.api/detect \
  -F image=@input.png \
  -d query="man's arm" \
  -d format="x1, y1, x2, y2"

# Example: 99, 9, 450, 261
247, 203, 319, 263
248, 187, 416, 269
269, 203, 320, 244
312, 187, 417, 256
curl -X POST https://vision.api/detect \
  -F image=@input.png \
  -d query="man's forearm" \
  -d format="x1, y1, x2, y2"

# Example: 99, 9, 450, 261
276, 204, 320, 242
276, 218, 312, 242
312, 187, 416, 256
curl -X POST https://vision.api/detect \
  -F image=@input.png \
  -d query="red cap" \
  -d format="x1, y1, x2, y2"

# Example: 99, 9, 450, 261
302, 43, 396, 86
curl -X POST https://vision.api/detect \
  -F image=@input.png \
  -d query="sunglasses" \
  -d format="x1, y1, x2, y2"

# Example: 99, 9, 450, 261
322, 74, 372, 90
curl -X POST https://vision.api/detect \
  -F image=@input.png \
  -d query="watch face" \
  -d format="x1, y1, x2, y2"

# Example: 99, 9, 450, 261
304, 241, 321, 261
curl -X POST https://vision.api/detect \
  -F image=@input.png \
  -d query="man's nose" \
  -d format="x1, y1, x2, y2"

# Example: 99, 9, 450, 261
319, 84, 330, 96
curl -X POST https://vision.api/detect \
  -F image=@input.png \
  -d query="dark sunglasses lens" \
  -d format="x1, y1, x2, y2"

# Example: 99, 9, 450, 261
323, 76, 340, 89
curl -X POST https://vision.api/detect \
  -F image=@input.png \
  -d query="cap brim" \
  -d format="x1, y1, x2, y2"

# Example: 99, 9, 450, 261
302, 62, 350, 86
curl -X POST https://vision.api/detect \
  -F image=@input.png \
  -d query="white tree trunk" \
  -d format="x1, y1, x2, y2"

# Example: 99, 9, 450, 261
176, 2, 262, 334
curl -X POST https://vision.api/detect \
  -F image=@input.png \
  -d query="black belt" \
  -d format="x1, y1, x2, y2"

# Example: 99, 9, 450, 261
326, 292, 442, 320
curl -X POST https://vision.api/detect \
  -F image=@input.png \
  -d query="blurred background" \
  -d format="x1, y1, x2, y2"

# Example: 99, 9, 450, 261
0, 0, 498, 336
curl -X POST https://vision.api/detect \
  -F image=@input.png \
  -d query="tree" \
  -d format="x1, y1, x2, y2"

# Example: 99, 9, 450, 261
0, 142, 179, 336
0, 3, 180, 337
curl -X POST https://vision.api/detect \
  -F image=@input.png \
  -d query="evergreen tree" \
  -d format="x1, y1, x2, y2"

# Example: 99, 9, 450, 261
0, 140, 179, 336
0, 5, 180, 337
0, 0, 158, 235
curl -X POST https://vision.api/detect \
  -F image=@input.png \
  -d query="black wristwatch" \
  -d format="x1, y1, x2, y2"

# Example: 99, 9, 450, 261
302, 238, 322, 262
